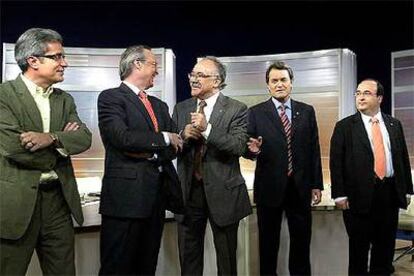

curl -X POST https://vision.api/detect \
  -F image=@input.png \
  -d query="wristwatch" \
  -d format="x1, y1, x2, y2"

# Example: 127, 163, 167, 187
49, 133, 60, 148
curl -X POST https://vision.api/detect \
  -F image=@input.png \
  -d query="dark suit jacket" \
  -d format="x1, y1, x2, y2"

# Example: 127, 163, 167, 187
330, 112, 413, 213
247, 98, 323, 207
0, 76, 92, 240
172, 93, 252, 227
98, 83, 183, 218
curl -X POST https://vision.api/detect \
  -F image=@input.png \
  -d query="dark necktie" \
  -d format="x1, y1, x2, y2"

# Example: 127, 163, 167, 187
279, 104, 293, 176
139, 91, 159, 132
193, 100, 207, 180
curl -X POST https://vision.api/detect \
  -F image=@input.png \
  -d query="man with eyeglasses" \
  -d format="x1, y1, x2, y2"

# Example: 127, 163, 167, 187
172, 56, 252, 275
0, 28, 92, 275
97, 45, 183, 275
245, 61, 323, 276
330, 79, 413, 275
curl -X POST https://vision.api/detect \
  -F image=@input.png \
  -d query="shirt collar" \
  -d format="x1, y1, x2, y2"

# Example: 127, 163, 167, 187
123, 80, 140, 95
272, 97, 291, 110
198, 91, 220, 108
20, 74, 53, 98
360, 110, 383, 124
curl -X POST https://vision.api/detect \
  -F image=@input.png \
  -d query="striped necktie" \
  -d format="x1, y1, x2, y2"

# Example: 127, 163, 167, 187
279, 104, 293, 176
139, 91, 159, 132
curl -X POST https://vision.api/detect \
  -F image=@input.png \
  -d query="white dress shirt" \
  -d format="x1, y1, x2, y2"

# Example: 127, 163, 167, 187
197, 91, 221, 139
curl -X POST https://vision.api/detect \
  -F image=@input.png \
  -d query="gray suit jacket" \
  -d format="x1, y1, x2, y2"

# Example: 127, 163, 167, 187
0, 76, 92, 240
172, 93, 252, 227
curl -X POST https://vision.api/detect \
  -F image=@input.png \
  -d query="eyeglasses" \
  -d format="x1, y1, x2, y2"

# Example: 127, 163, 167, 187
188, 72, 219, 79
354, 91, 378, 97
136, 59, 158, 67
34, 53, 66, 62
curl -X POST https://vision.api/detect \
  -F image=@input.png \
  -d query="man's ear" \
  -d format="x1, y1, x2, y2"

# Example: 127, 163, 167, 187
27, 56, 40, 70
213, 78, 221, 89
134, 60, 143, 71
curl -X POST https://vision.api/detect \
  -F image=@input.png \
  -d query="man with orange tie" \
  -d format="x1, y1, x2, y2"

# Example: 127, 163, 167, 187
330, 79, 413, 275
97, 45, 183, 275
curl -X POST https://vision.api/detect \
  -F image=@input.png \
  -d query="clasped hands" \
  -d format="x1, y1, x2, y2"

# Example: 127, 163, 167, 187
182, 112, 208, 140
20, 122, 79, 152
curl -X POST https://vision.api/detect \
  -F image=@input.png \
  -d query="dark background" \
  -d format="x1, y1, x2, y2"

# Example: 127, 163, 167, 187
1, 0, 413, 114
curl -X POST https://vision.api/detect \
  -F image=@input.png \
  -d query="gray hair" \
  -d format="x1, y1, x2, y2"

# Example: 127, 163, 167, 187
119, 45, 151, 81
15, 28, 63, 72
201, 56, 227, 90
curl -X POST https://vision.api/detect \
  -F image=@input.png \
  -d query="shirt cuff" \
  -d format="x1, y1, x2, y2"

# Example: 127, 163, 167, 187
334, 196, 348, 203
56, 148, 69, 157
202, 123, 212, 139
162, 132, 170, 146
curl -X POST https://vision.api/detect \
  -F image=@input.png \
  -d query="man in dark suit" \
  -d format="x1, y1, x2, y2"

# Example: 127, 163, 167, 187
330, 79, 413, 275
0, 28, 92, 275
246, 61, 323, 276
173, 56, 252, 275
97, 45, 183, 275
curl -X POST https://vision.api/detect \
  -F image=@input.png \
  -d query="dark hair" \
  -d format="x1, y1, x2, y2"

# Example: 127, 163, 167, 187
265, 61, 294, 83
360, 78, 384, 96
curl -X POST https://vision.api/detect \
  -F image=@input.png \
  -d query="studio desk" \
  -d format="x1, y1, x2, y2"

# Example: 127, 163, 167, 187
27, 188, 349, 275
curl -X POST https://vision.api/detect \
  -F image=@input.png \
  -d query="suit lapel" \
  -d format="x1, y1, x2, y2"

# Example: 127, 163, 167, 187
13, 77, 43, 132
49, 89, 64, 132
209, 93, 227, 127
184, 97, 197, 125
291, 100, 301, 138
382, 113, 398, 153
353, 113, 372, 153
121, 83, 155, 131
263, 98, 285, 136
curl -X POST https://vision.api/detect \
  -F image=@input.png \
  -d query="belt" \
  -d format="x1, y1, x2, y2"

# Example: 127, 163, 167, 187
38, 179, 60, 191
124, 152, 154, 159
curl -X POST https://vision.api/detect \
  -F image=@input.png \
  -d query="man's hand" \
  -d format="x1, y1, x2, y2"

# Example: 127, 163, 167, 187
311, 189, 322, 206
335, 198, 350, 210
168, 132, 183, 153
247, 136, 263, 154
182, 124, 202, 140
63, 122, 80, 131
190, 112, 207, 132
20, 132, 53, 152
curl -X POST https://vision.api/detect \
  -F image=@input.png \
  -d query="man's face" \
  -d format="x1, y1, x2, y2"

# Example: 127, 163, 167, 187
355, 80, 382, 115
189, 59, 220, 99
36, 42, 68, 85
139, 49, 158, 90
267, 69, 292, 102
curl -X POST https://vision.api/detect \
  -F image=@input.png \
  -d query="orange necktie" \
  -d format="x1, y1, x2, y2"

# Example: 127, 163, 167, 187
139, 91, 159, 132
371, 117, 386, 179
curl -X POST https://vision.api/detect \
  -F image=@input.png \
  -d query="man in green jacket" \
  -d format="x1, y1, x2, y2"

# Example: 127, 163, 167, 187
0, 28, 92, 275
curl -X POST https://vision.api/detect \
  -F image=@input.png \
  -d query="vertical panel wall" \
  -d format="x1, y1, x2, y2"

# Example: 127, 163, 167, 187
210, 49, 356, 190
392, 49, 414, 171
2, 44, 176, 180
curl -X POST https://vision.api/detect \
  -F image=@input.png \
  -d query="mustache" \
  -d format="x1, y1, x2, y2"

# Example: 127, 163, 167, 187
190, 81, 202, 89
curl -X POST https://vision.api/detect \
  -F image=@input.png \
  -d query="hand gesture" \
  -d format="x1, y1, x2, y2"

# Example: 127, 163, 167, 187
311, 189, 322, 206
335, 198, 349, 210
190, 112, 207, 132
182, 124, 202, 141
168, 132, 183, 153
20, 132, 53, 152
63, 122, 80, 131
247, 136, 263, 154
